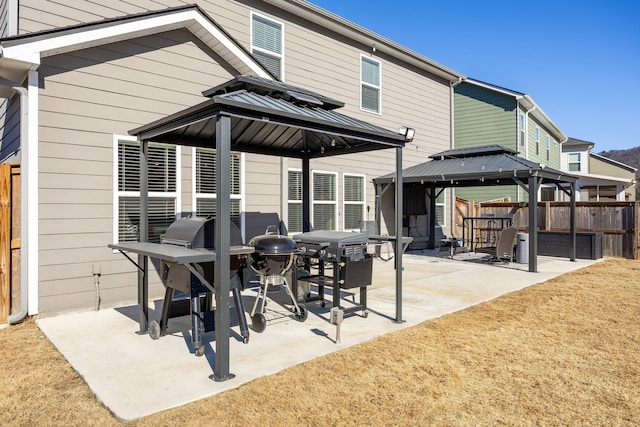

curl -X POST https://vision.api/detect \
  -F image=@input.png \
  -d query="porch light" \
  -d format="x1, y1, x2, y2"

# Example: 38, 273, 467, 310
398, 126, 415, 141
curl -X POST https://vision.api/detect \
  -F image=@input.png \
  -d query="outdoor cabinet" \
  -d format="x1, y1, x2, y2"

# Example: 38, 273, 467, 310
537, 231, 603, 260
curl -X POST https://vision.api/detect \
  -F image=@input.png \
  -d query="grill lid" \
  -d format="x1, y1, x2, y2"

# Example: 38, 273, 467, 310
163, 216, 242, 248
292, 231, 369, 247
248, 233, 298, 255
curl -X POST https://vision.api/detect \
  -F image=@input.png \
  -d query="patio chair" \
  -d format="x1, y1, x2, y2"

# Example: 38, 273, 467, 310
475, 226, 518, 264
360, 220, 393, 261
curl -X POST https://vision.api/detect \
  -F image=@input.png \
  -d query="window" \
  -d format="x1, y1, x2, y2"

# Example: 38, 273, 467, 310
312, 171, 337, 230
568, 153, 581, 172
535, 127, 540, 155
343, 174, 365, 230
435, 191, 446, 226
361, 56, 381, 113
251, 13, 283, 79
193, 148, 242, 226
519, 113, 526, 147
288, 169, 302, 233
546, 136, 551, 161
116, 138, 177, 243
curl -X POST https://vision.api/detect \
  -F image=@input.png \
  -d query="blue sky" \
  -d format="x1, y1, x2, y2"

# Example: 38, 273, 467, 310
309, 1, 640, 153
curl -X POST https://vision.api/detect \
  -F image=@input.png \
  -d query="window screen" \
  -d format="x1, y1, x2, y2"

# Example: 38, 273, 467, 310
117, 140, 177, 243
313, 172, 336, 230
361, 57, 380, 113
343, 174, 364, 230
288, 170, 302, 233
252, 14, 283, 78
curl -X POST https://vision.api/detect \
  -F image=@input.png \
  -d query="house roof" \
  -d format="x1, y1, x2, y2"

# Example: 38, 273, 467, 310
462, 78, 567, 143
374, 144, 578, 187
0, 5, 272, 95
129, 74, 407, 158
563, 137, 595, 149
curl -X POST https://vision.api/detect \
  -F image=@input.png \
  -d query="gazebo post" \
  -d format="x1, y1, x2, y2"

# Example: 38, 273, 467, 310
213, 114, 233, 381
528, 176, 540, 273
302, 157, 311, 232
570, 182, 576, 261
137, 139, 149, 334
395, 146, 403, 323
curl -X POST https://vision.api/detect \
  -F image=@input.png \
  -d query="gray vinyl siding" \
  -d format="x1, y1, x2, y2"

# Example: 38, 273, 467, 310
0, 94, 21, 162
21, 0, 454, 313
36, 29, 240, 313
454, 82, 518, 150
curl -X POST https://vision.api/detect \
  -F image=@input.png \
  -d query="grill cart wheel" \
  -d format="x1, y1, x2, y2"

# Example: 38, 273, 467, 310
294, 304, 308, 322
195, 346, 205, 357
252, 313, 267, 333
149, 320, 161, 340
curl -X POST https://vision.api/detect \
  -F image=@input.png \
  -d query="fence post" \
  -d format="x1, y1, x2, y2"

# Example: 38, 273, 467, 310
635, 201, 639, 260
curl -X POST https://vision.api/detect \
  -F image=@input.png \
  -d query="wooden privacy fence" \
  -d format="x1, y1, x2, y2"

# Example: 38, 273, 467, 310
1, 163, 20, 323
454, 198, 639, 259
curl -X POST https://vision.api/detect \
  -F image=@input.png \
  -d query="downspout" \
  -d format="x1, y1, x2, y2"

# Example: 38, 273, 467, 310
520, 104, 536, 202
0, 76, 29, 324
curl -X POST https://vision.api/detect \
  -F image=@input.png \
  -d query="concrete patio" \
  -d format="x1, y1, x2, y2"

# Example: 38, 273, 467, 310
36, 252, 597, 421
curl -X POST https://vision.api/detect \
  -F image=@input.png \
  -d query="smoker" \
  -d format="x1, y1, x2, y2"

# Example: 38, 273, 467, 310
248, 226, 307, 332
292, 230, 373, 317
151, 216, 250, 356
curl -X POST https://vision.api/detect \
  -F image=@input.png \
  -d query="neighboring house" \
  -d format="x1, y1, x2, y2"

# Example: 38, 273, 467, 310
0, 1, 463, 316
560, 137, 636, 201
453, 78, 567, 203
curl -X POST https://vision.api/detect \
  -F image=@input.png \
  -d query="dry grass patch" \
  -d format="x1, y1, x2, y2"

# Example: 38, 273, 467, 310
1, 258, 639, 426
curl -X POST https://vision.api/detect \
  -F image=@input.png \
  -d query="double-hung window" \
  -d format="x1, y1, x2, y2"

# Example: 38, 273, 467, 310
568, 153, 581, 172
435, 191, 446, 226
116, 138, 177, 243
251, 13, 283, 79
312, 171, 337, 231
519, 113, 526, 147
288, 169, 303, 233
194, 148, 242, 226
343, 174, 365, 231
546, 136, 551, 161
535, 127, 540, 155
361, 56, 381, 113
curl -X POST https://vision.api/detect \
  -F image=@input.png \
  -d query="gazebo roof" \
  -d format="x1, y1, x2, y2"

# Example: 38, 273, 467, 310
374, 145, 578, 187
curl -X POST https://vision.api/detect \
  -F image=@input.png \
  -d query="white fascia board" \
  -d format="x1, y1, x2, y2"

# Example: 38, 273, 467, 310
464, 78, 524, 99
572, 172, 634, 185
521, 95, 567, 142
0, 9, 270, 78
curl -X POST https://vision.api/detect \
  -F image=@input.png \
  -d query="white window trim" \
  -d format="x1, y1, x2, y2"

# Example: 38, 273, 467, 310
113, 135, 181, 245
191, 147, 245, 220
250, 11, 285, 80
312, 170, 338, 231
360, 54, 382, 114
342, 172, 366, 231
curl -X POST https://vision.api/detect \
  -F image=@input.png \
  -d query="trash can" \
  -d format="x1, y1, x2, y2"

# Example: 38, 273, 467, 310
516, 232, 529, 263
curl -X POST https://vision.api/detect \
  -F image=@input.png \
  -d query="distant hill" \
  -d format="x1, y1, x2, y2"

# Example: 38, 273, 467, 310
598, 146, 640, 176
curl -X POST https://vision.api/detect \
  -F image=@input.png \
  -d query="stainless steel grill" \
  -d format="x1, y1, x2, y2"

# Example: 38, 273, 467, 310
292, 231, 373, 317
154, 216, 250, 356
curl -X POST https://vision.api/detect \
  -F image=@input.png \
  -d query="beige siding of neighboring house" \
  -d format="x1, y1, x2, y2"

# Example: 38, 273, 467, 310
36, 29, 242, 313
590, 156, 636, 180
561, 148, 589, 173
19, 0, 454, 313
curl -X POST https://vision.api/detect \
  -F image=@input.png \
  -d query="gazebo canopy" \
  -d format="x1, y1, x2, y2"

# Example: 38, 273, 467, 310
374, 145, 578, 187
128, 74, 408, 382
373, 145, 578, 274
130, 74, 406, 157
